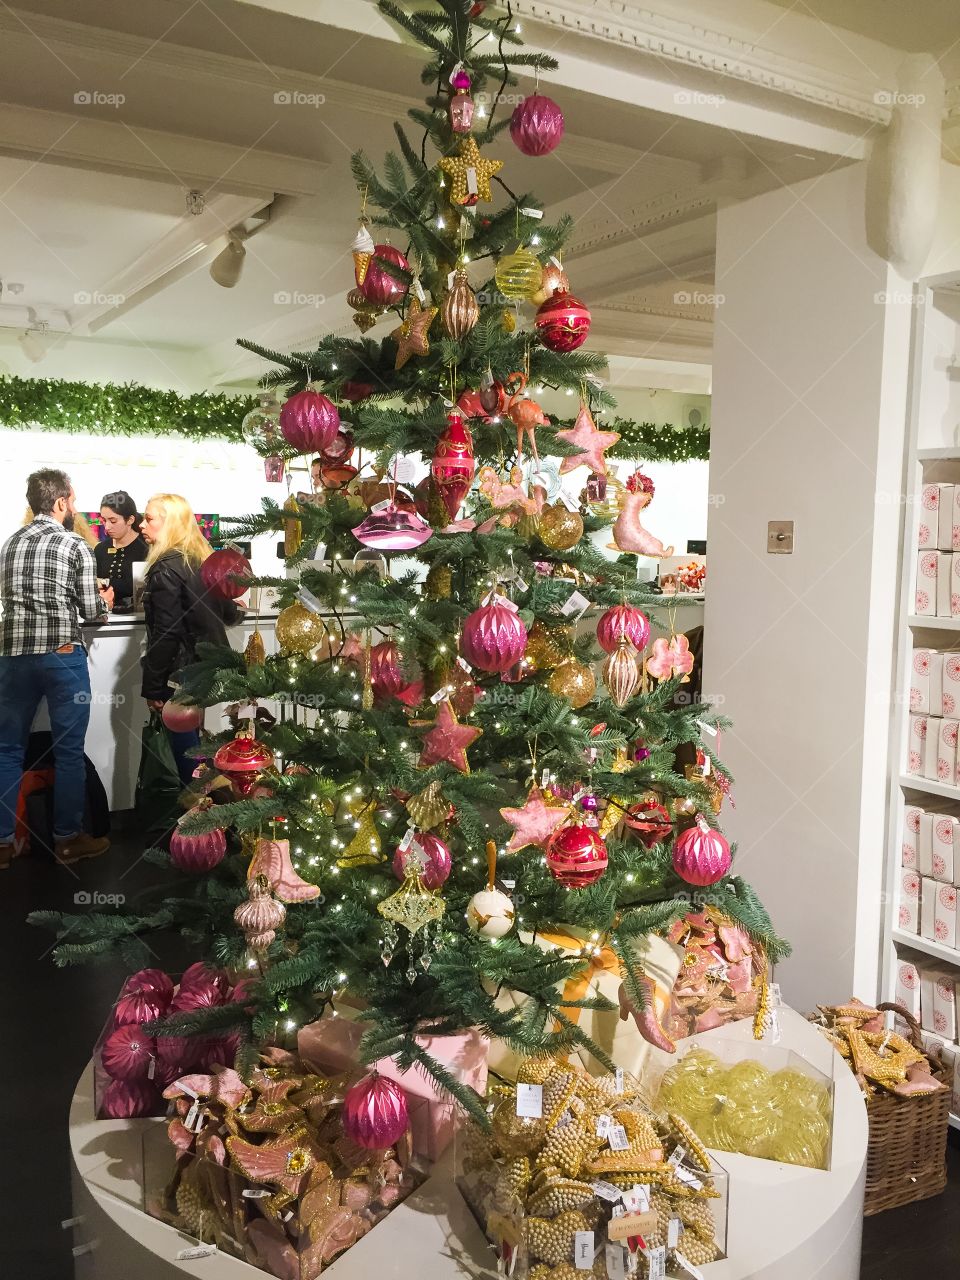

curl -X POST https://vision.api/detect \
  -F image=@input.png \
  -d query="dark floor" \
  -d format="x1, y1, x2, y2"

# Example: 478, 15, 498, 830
3, 828, 959, 1280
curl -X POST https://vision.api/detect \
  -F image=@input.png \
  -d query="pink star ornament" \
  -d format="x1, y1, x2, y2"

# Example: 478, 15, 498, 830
554, 403, 620, 475
500, 786, 572, 852
416, 698, 483, 774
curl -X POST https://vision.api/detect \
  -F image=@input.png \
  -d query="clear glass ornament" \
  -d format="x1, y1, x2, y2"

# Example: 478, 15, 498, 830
241, 392, 282, 455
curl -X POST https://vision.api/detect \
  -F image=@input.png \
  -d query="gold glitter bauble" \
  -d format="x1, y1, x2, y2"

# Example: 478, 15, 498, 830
276, 603, 326, 656
588, 473, 626, 520
502, 310, 517, 333
495, 246, 543, 302
338, 805, 383, 868
515, 509, 542, 540
425, 562, 453, 599
547, 659, 596, 708
524, 620, 573, 671
244, 628, 266, 669
538, 502, 584, 551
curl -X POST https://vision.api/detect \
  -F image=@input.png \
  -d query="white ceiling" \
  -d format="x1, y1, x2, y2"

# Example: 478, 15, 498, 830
0, 0, 954, 392
763, 0, 960, 54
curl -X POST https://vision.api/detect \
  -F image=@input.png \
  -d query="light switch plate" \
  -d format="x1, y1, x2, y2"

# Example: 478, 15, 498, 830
767, 520, 794, 553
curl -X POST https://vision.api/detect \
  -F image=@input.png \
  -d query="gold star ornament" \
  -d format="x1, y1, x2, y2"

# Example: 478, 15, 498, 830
438, 136, 503, 206
390, 296, 438, 369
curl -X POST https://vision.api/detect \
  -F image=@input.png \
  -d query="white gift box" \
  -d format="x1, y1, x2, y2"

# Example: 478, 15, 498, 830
954, 556, 960, 617
935, 971, 958, 1039
942, 654, 960, 719
939, 485, 956, 549
924, 717, 942, 780
953, 1055, 960, 1118
903, 804, 923, 868
921, 876, 937, 941
938, 554, 953, 616
932, 813, 958, 882
938, 720, 958, 787
900, 869, 921, 932
934, 881, 958, 949
920, 965, 940, 1032
916, 551, 938, 614
908, 714, 928, 775
953, 486, 960, 551
895, 957, 922, 1021
919, 814, 935, 877
910, 649, 944, 715
919, 484, 940, 549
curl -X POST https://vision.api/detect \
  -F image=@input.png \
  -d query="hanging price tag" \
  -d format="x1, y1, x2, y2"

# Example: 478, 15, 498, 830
520, 206, 544, 219
622, 1186, 650, 1214
593, 1180, 622, 1202
516, 1084, 543, 1118
392, 455, 417, 484
607, 1123, 629, 1151
574, 1231, 595, 1269
242, 1189, 271, 1200
674, 1253, 706, 1279
615, 1067, 624, 1094
674, 1166, 703, 1191
560, 590, 591, 619
297, 586, 324, 614
667, 1218, 680, 1249
147, 1056, 156, 1080
176, 1245, 217, 1261
605, 1243, 626, 1280
644, 1245, 666, 1280
370, 498, 393, 514
466, 167, 478, 196
515, 576, 529, 592
667, 1145, 686, 1169
184, 1101, 200, 1130
430, 686, 450, 704
557, 489, 581, 512
413, 277, 426, 303
767, 1008, 782, 1044
696, 718, 718, 737
770, 982, 783, 1006
596, 1114, 612, 1138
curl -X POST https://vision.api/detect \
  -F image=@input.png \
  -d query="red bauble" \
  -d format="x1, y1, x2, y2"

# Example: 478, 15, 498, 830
479, 381, 507, 416
320, 463, 359, 490
370, 640, 406, 699
100, 1080, 160, 1119
114, 987, 169, 1028
101, 1024, 155, 1081
279, 389, 341, 454
341, 380, 375, 402
200, 548, 251, 601
624, 800, 673, 848
431, 411, 476, 521
321, 429, 355, 464
170, 979, 225, 1013
360, 245, 410, 308
155, 1035, 200, 1068
461, 599, 528, 673
672, 814, 732, 886
161, 699, 203, 733
535, 291, 591, 353
180, 962, 230, 994
392, 833, 452, 890
509, 93, 565, 156
342, 1073, 409, 1150
596, 604, 650, 654
169, 816, 227, 874
125, 968, 175, 1001
213, 734, 274, 796
456, 389, 490, 422
546, 824, 608, 888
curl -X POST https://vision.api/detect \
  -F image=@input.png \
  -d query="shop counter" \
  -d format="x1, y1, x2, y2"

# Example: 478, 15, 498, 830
66, 1008, 868, 1280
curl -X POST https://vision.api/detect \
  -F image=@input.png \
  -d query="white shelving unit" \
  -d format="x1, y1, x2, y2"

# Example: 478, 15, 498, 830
883, 272, 960, 1125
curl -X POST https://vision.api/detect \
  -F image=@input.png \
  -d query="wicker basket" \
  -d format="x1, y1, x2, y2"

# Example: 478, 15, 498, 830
863, 1001, 951, 1215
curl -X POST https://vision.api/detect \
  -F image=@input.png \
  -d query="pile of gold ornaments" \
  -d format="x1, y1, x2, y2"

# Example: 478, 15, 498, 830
657, 1048, 832, 1169
458, 1058, 723, 1277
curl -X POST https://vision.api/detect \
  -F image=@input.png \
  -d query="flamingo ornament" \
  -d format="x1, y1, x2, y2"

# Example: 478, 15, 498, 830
609, 470, 674, 557
503, 371, 549, 464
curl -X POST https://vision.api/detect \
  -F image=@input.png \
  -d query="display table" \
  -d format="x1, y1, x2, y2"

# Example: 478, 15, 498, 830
67, 1009, 868, 1280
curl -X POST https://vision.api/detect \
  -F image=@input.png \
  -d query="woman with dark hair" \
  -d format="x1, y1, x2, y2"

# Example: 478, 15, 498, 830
95, 491, 147, 611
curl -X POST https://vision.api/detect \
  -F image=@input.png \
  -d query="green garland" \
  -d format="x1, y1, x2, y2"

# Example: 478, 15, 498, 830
0, 376, 256, 441
0, 377, 710, 463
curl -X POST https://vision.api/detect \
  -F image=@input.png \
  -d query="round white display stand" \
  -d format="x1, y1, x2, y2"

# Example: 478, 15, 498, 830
67, 1008, 867, 1280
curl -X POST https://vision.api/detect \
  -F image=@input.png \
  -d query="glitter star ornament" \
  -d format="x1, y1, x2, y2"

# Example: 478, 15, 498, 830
438, 136, 503, 205
500, 785, 572, 852
555, 402, 620, 475
415, 698, 482, 774
390, 296, 439, 370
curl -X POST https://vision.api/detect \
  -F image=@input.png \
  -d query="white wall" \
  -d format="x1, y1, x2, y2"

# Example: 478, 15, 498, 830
704, 161, 912, 1012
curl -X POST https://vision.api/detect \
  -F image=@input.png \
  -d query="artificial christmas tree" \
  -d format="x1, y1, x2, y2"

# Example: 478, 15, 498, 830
32, 0, 786, 1128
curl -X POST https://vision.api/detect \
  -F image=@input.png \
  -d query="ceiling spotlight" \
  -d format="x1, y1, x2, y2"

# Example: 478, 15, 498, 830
18, 322, 54, 363
209, 233, 246, 288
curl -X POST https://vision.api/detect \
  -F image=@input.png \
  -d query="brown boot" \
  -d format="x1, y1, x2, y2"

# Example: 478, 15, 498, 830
0, 842, 13, 870
55, 833, 110, 865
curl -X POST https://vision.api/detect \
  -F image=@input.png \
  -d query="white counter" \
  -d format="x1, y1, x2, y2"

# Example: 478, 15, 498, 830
66, 1009, 867, 1280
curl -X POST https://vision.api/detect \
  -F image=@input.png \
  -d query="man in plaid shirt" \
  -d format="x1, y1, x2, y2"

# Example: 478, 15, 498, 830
0, 469, 112, 867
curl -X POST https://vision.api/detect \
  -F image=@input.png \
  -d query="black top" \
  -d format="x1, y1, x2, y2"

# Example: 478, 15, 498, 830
141, 551, 241, 700
94, 534, 147, 608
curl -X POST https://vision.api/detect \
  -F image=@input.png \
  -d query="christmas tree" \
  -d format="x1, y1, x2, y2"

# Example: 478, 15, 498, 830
32, 0, 786, 1123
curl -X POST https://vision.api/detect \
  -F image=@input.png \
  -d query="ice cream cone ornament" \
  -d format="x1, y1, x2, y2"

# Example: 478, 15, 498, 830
351, 188, 375, 287
609, 469, 674, 558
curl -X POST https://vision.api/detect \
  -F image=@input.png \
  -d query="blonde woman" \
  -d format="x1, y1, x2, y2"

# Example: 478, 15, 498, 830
140, 495, 243, 781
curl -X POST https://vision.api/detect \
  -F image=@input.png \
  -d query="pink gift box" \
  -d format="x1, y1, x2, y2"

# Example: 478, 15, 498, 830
299, 1010, 488, 1160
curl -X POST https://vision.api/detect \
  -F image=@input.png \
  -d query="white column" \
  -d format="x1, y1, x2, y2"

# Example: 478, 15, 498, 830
703, 161, 913, 1011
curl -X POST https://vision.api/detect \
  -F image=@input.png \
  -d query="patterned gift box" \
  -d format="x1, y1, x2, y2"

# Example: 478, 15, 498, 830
902, 805, 922, 869
908, 714, 927, 775
918, 484, 940, 550
899, 869, 920, 933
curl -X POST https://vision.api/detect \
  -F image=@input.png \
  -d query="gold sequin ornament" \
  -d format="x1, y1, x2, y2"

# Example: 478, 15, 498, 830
244, 628, 266, 669
276, 603, 326, 657
425, 562, 453, 599
441, 269, 480, 340
283, 493, 302, 556
547, 658, 596, 709
337, 800, 383, 868
537, 502, 583, 552
438, 136, 503, 205
524, 620, 573, 671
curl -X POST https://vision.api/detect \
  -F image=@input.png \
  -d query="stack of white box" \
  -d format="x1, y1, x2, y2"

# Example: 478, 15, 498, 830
916, 483, 960, 617
907, 648, 960, 783
899, 802, 960, 943
895, 957, 960, 1117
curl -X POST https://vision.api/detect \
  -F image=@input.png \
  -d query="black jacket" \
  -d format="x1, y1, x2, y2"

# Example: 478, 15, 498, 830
141, 551, 241, 700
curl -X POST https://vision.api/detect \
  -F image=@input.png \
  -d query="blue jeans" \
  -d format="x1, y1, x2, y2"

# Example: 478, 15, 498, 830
167, 727, 201, 786
0, 648, 91, 845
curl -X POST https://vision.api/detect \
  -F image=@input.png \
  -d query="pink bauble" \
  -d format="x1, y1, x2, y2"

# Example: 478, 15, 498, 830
342, 1074, 409, 1150
392, 833, 452, 890
352, 504, 433, 551
509, 93, 565, 156
279, 389, 340, 454
171, 980, 226, 1013
461, 600, 528, 673
114, 988, 169, 1028
125, 968, 175, 1001
672, 815, 732, 886
180, 962, 230, 994
370, 640, 405, 698
155, 1035, 200, 1069
534, 291, 591, 353
100, 1079, 160, 1119
596, 605, 650, 654
546, 824, 608, 888
200, 548, 251, 601
455, 389, 490, 422
161, 700, 204, 733
228, 977, 257, 1009
101, 1024, 156, 1081
431, 412, 476, 521
321, 429, 355, 464
360, 245, 410, 308
169, 819, 227, 874
196, 1035, 240, 1072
